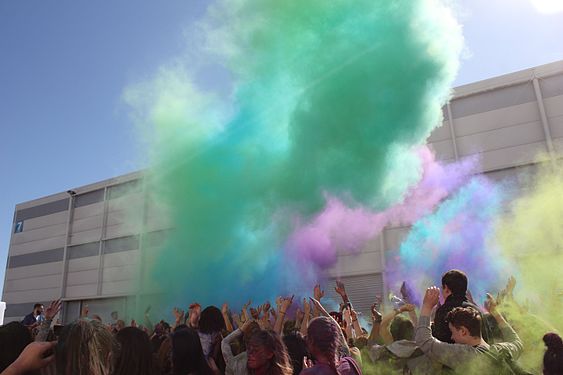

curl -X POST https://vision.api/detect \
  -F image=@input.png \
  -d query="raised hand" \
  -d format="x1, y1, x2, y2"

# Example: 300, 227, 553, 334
422, 287, 440, 309
371, 303, 382, 321
250, 307, 260, 320
335, 280, 347, 298
398, 303, 415, 313
173, 307, 185, 322
484, 293, 498, 314
81, 304, 89, 318
222, 303, 229, 315
262, 301, 271, 313
45, 299, 62, 321
314, 284, 325, 301
280, 295, 294, 314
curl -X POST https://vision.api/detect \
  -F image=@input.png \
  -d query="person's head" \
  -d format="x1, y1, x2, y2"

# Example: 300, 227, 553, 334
114, 327, 154, 375
198, 306, 226, 334
188, 303, 201, 329
306, 317, 342, 372
115, 320, 126, 331
283, 331, 308, 375
390, 315, 414, 341
242, 321, 261, 345
247, 329, 292, 375
92, 314, 103, 323
171, 327, 210, 375
111, 311, 118, 321
33, 303, 44, 315
543, 332, 563, 375
56, 319, 117, 375
441, 270, 468, 298
0, 322, 32, 372
445, 307, 481, 344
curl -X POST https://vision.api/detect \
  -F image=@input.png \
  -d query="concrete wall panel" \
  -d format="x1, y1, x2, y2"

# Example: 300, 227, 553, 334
103, 250, 139, 268
102, 280, 135, 295
4, 274, 62, 292
67, 257, 99, 272
5, 262, 63, 281
73, 202, 104, 220
10, 236, 66, 256
103, 265, 137, 282
16, 211, 67, 232
11, 223, 67, 245
453, 101, 540, 137
456, 120, 545, 156
71, 215, 103, 234
65, 284, 98, 298
66, 270, 98, 286
427, 122, 452, 142
70, 229, 102, 245
3, 287, 60, 304
428, 139, 455, 161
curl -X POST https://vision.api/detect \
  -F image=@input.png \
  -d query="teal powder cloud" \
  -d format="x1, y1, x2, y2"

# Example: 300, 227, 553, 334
125, 0, 463, 308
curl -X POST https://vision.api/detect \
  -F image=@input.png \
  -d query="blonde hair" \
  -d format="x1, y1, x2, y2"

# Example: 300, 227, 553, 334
56, 319, 117, 375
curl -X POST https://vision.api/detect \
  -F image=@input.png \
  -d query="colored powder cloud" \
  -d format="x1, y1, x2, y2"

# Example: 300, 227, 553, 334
286, 146, 478, 277
124, 0, 463, 308
386, 176, 512, 303
491, 159, 563, 371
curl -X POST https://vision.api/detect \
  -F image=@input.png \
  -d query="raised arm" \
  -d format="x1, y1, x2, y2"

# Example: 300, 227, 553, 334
379, 304, 415, 344
485, 293, 523, 359
335, 280, 351, 306
368, 302, 382, 344
300, 298, 311, 337
222, 303, 234, 333
274, 296, 293, 335
35, 299, 61, 342
313, 284, 325, 317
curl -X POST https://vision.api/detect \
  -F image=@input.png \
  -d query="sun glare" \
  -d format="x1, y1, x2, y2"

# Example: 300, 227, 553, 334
530, 0, 563, 14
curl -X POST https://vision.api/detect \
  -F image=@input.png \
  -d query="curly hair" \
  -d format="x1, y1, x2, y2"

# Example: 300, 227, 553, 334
307, 317, 342, 375
445, 307, 481, 337
248, 329, 293, 375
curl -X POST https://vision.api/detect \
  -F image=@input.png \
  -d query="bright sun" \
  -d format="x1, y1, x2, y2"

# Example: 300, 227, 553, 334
530, 0, 563, 14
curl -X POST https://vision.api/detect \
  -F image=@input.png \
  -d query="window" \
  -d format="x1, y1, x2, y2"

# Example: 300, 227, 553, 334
14, 221, 24, 233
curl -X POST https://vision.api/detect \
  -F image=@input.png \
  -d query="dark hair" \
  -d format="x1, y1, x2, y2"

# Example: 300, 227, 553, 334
171, 328, 212, 375
390, 315, 414, 341
114, 327, 155, 375
248, 330, 293, 375
173, 324, 188, 333
441, 270, 468, 296
307, 317, 342, 375
198, 306, 226, 334
543, 332, 563, 375
283, 331, 308, 375
446, 307, 481, 337
56, 319, 117, 375
0, 322, 32, 371
33, 303, 43, 309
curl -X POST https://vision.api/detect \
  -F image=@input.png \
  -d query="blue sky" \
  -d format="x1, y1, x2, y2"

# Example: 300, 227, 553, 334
1, 0, 562, 294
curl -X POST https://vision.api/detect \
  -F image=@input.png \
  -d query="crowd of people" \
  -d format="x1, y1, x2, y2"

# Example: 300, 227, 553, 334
0, 270, 561, 374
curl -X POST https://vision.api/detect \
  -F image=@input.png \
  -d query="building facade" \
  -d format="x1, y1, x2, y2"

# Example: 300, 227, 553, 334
3, 60, 563, 322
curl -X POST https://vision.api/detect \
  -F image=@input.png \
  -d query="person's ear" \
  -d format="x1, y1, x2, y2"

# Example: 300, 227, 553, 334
460, 326, 469, 337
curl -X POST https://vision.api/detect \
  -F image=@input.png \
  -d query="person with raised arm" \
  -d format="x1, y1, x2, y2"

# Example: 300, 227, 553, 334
221, 319, 260, 375
415, 286, 525, 373
274, 296, 294, 335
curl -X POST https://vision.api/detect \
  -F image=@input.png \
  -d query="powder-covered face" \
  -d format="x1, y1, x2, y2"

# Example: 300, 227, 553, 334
247, 343, 273, 369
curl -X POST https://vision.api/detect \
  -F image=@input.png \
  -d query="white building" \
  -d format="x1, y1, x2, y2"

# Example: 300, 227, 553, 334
3, 60, 563, 322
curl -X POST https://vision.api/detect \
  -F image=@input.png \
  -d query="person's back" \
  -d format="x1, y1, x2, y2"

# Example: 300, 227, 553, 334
543, 332, 563, 375
56, 319, 117, 375
432, 270, 469, 343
